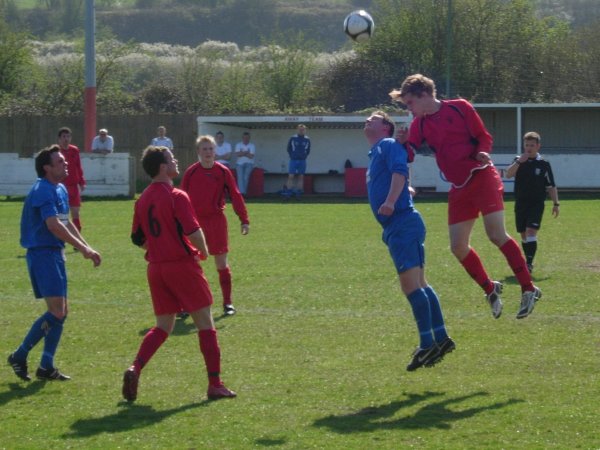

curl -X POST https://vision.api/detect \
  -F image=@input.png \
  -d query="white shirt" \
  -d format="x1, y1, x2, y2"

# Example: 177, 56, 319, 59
91, 135, 114, 154
151, 136, 174, 150
216, 142, 232, 164
235, 142, 256, 165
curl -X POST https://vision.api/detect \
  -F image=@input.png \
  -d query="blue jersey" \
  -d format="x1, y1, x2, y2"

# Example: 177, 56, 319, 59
287, 135, 311, 160
367, 137, 413, 226
20, 178, 69, 249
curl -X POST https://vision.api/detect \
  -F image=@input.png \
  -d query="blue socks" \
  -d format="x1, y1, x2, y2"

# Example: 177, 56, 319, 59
406, 289, 434, 349
424, 286, 448, 342
13, 311, 65, 369
40, 315, 65, 369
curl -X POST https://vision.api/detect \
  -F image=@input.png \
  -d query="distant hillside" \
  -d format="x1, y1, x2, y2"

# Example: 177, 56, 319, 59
24, 2, 358, 51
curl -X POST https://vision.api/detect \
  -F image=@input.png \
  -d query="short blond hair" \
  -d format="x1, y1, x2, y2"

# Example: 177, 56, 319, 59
196, 134, 216, 147
389, 73, 437, 103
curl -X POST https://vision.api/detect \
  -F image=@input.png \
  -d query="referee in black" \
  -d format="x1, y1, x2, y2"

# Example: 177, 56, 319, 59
506, 131, 560, 273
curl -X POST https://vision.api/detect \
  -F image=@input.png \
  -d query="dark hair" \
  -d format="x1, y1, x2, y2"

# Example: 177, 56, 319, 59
58, 127, 72, 138
243, 131, 250, 136
216, 131, 224, 136
372, 110, 395, 137
35, 145, 61, 178
141, 146, 168, 178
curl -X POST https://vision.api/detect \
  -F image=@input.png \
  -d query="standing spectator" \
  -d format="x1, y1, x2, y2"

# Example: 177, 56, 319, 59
8, 145, 101, 382
182, 135, 250, 316
57, 127, 86, 233
122, 145, 236, 402
91, 128, 114, 155
234, 131, 255, 196
390, 74, 541, 320
282, 124, 311, 198
505, 131, 559, 273
215, 131, 232, 167
364, 111, 454, 371
150, 126, 173, 150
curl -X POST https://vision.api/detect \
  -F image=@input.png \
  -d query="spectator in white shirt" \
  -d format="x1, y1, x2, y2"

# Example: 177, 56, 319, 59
91, 128, 114, 155
234, 132, 256, 196
215, 131, 232, 167
150, 126, 173, 150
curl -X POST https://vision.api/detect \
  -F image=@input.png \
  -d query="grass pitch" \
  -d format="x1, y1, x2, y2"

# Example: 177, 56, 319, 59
0, 195, 599, 449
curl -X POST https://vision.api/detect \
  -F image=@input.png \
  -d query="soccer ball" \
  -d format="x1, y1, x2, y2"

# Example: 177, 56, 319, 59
343, 10, 374, 42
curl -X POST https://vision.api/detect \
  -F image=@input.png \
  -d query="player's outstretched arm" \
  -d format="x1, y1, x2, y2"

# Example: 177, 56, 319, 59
46, 217, 101, 267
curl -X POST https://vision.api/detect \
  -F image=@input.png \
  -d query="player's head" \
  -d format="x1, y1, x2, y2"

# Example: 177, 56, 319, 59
57, 127, 72, 147
142, 146, 178, 179
215, 131, 225, 144
196, 135, 216, 163
297, 124, 306, 136
35, 144, 67, 181
364, 110, 395, 141
523, 131, 541, 157
389, 74, 437, 118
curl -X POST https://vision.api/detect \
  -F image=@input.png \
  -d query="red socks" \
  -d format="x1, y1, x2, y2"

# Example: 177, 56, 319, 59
500, 239, 534, 292
199, 329, 222, 387
460, 249, 494, 295
132, 326, 168, 374
218, 267, 232, 306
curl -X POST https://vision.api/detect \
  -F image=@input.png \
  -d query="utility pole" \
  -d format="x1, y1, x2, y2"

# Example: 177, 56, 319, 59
84, 0, 96, 152
445, 0, 453, 98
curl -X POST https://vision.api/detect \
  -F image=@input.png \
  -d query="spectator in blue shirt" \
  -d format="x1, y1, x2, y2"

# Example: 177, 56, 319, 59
282, 124, 311, 197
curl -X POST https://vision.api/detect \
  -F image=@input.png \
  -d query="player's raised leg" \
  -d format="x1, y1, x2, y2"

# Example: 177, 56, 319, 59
450, 219, 504, 318
123, 316, 173, 402
482, 210, 541, 318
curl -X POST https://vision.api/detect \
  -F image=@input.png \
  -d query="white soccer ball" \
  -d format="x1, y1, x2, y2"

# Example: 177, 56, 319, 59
343, 10, 375, 43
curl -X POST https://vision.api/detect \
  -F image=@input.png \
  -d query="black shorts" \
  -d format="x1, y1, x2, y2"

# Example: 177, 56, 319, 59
515, 200, 545, 233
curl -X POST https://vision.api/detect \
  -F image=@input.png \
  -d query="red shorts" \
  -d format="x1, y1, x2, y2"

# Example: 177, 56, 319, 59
65, 184, 81, 207
448, 166, 504, 225
198, 214, 229, 255
147, 258, 213, 315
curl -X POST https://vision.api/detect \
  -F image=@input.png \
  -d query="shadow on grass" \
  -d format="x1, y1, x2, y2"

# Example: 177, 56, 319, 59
0, 381, 46, 406
313, 391, 523, 433
500, 274, 551, 287
62, 401, 207, 438
137, 313, 233, 337
255, 437, 288, 446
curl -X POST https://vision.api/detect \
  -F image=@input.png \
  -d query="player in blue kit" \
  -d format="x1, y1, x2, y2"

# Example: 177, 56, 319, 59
8, 145, 101, 382
364, 111, 454, 371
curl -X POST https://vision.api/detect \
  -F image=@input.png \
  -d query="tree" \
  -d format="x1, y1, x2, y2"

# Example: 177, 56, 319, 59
0, 18, 33, 95
257, 33, 317, 111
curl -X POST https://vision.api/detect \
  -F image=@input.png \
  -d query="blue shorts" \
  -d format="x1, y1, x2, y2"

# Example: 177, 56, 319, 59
26, 248, 67, 299
288, 159, 307, 175
382, 210, 426, 273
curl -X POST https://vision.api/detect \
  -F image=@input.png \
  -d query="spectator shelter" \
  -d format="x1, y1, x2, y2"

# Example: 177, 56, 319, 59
198, 104, 600, 195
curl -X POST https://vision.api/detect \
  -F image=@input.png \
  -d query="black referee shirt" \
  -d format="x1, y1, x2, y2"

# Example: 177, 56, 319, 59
513, 155, 556, 202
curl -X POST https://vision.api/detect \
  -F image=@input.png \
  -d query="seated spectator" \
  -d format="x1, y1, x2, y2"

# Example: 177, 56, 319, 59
91, 128, 114, 155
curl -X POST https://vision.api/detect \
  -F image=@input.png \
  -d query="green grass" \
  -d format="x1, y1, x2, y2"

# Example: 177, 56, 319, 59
1, 196, 599, 448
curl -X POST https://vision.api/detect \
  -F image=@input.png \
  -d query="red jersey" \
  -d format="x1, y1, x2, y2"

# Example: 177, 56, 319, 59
181, 161, 249, 224
60, 144, 86, 188
407, 99, 493, 188
131, 182, 201, 263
